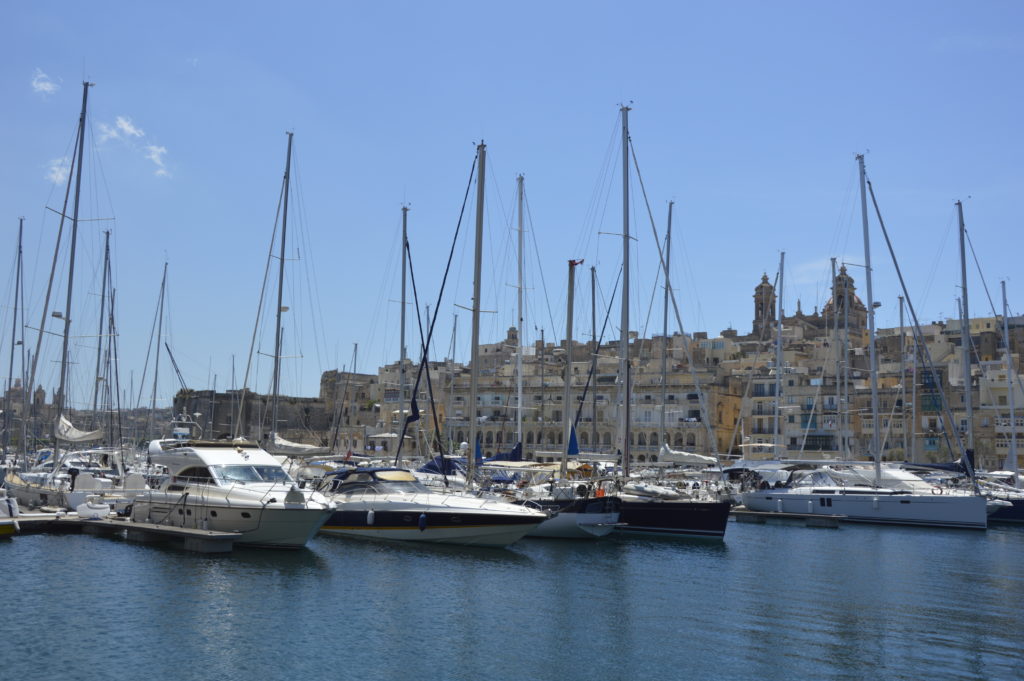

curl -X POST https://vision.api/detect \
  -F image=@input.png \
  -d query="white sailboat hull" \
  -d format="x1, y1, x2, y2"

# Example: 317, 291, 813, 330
741, 489, 988, 529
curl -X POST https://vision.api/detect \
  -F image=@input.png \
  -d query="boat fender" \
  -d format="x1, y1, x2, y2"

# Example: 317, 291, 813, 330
367, 509, 375, 526
576, 484, 589, 498
418, 513, 427, 532
932, 487, 943, 495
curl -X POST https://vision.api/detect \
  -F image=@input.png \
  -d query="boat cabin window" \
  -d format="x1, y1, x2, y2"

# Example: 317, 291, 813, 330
175, 467, 215, 484
209, 464, 292, 485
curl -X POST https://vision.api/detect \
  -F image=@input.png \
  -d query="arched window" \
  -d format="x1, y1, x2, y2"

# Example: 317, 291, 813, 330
674, 433, 684, 447
638, 432, 647, 447
557, 432, 563, 445
526, 431, 534, 445
548, 431, 556, 445
650, 432, 659, 447
580, 431, 590, 446
485, 431, 493, 445
603, 432, 611, 446
496, 431, 503, 444
686, 433, 696, 447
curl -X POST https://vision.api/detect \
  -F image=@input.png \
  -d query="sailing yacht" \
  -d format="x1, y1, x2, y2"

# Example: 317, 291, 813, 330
607, 106, 731, 538
741, 157, 991, 529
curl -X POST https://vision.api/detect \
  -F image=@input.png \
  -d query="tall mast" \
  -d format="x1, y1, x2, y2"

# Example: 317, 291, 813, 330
147, 262, 167, 438
467, 141, 486, 486
271, 131, 294, 439
1002, 281, 1019, 487
619, 105, 632, 477
842, 268, 851, 459
956, 200, 974, 453
774, 252, 785, 451
54, 81, 92, 449
590, 266, 597, 451
4, 218, 24, 457
399, 204, 409, 442
831, 257, 841, 456
857, 154, 882, 484
660, 202, 673, 446
515, 174, 525, 447
899, 295, 908, 457
561, 259, 579, 477
91, 230, 111, 424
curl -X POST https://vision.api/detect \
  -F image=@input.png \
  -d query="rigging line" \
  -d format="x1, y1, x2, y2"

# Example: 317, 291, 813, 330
525, 195, 558, 341
629, 137, 718, 454
573, 266, 622, 426
964, 228, 1000, 320
235, 172, 286, 438
638, 231, 666, 342
393, 150, 479, 463
404, 238, 445, 456
134, 271, 162, 410
866, 177, 965, 465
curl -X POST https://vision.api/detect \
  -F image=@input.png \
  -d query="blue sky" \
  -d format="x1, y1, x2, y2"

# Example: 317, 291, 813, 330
2, 1, 1022, 409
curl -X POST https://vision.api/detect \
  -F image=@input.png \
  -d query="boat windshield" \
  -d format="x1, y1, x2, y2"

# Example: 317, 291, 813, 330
210, 464, 293, 485
333, 470, 430, 495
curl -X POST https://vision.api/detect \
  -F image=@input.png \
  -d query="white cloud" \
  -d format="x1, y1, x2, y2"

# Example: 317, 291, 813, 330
46, 157, 70, 184
116, 116, 144, 137
145, 145, 169, 177
32, 69, 59, 95
98, 122, 120, 142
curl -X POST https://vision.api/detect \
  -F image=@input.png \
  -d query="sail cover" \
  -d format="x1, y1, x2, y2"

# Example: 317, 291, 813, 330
56, 415, 104, 442
267, 432, 330, 458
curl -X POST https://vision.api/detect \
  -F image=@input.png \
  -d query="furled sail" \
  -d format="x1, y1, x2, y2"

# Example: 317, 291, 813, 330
267, 432, 330, 458
56, 414, 104, 442
658, 443, 717, 466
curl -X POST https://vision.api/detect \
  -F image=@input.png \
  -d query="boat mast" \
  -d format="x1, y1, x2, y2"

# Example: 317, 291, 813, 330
561, 259, 579, 477
1002, 280, 1019, 487
831, 257, 841, 457
399, 205, 409, 446
842, 268, 851, 460
619, 105, 632, 477
516, 174, 525, 448
91, 230, 111, 425
270, 131, 294, 441
774, 251, 785, 452
857, 154, 882, 485
899, 295, 908, 458
147, 262, 167, 438
54, 81, 92, 452
660, 202, 673, 447
4, 218, 24, 457
956, 200, 974, 454
590, 266, 598, 451
467, 141, 486, 486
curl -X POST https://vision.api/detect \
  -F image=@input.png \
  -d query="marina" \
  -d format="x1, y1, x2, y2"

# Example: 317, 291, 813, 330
5, 4, 1024, 680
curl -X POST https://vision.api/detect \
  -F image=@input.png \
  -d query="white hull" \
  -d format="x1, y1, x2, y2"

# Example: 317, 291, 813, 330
131, 493, 331, 548
741, 490, 988, 529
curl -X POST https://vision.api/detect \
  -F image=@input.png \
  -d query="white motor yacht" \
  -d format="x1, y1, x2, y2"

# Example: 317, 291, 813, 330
317, 467, 548, 547
131, 437, 334, 549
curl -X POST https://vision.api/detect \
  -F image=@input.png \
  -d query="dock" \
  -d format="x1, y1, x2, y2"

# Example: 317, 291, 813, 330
731, 508, 845, 528
12, 512, 242, 553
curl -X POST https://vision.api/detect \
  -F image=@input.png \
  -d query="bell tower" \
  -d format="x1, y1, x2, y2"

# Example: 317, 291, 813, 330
753, 273, 776, 337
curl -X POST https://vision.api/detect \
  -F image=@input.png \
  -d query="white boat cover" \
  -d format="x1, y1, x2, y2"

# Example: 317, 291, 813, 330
55, 415, 104, 443
658, 443, 717, 465
267, 432, 330, 458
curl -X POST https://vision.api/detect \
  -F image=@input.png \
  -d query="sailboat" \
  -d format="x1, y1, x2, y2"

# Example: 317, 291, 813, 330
3, 82, 133, 512
129, 133, 334, 548
608, 107, 731, 538
740, 156, 990, 529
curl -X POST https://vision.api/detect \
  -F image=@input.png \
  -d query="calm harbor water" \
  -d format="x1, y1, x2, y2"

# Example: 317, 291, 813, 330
5, 520, 1022, 681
